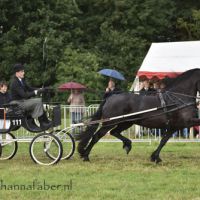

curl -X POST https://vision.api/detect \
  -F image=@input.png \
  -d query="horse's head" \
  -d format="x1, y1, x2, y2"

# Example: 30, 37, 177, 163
165, 68, 200, 96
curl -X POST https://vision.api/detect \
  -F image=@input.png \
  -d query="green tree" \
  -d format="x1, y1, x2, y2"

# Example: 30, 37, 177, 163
56, 47, 103, 103
177, 9, 200, 40
1, 0, 200, 102
76, 0, 176, 82
0, 0, 81, 85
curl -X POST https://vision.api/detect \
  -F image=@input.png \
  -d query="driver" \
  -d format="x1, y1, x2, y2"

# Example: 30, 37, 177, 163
9, 63, 52, 130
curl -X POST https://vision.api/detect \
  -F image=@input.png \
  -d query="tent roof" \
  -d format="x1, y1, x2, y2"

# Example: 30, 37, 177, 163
137, 41, 200, 79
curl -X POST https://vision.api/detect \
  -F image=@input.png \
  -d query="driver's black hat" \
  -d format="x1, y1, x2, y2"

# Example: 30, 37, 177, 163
13, 63, 25, 73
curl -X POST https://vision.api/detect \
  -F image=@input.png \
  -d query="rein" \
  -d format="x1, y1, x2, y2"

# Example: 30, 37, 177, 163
166, 91, 200, 100
124, 102, 196, 124
71, 104, 176, 127
73, 90, 199, 128
71, 102, 195, 128
131, 90, 200, 101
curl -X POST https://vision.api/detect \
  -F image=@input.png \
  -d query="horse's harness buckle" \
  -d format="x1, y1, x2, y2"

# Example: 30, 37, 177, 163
158, 92, 167, 112
158, 91, 171, 126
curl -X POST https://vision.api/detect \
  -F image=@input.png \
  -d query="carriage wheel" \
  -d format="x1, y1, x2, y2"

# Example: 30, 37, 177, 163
0, 133, 18, 160
29, 133, 63, 166
45, 130, 75, 160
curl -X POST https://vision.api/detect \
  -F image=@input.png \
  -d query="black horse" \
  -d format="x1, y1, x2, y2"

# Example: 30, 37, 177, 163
78, 68, 200, 162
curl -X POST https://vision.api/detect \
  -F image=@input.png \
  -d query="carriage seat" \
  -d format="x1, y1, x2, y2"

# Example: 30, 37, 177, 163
0, 104, 61, 133
1, 103, 24, 119
0, 103, 24, 133
0, 103, 47, 132
0, 103, 43, 132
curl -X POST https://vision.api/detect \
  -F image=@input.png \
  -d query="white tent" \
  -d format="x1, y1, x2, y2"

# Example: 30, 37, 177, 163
137, 41, 200, 79
132, 41, 200, 136
131, 41, 200, 91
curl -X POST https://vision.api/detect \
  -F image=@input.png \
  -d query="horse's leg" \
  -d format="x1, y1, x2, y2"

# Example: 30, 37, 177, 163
110, 122, 133, 154
151, 130, 175, 163
81, 125, 114, 161
77, 124, 99, 156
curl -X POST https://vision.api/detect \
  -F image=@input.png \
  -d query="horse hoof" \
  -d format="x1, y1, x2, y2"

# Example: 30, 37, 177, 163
83, 157, 90, 162
124, 145, 132, 155
77, 145, 85, 156
155, 157, 162, 163
150, 155, 162, 164
80, 153, 90, 162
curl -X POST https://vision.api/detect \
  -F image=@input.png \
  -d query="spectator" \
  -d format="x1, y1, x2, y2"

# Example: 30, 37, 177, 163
139, 81, 145, 91
104, 78, 121, 99
194, 102, 200, 138
153, 81, 160, 91
139, 79, 155, 95
159, 82, 166, 90
67, 89, 85, 125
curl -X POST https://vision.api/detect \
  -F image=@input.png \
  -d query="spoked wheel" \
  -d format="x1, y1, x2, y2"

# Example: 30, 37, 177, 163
29, 133, 63, 166
56, 130, 75, 160
0, 133, 18, 160
46, 130, 75, 160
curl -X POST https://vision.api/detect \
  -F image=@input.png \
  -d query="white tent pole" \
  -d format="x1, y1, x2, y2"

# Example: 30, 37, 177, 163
129, 76, 139, 92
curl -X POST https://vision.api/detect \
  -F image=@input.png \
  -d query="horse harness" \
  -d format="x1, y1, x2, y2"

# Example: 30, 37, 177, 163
81, 91, 199, 128
122, 90, 197, 126
157, 90, 198, 127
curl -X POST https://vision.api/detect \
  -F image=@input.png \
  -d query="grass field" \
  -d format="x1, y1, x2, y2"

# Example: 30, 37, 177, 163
1, 141, 200, 200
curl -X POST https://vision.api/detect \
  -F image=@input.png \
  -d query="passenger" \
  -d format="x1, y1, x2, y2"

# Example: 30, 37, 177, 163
0, 81, 11, 131
0, 81, 11, 106
9, 63, 51, 130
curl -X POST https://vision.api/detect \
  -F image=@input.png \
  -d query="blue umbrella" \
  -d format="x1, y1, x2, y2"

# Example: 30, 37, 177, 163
98, 69, 125, 81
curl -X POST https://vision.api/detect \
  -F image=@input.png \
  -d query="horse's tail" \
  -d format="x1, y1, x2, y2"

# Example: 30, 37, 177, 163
77, 100, 105, 155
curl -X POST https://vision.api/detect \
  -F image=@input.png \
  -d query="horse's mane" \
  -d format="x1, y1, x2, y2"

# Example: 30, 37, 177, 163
163, 68, 200, 89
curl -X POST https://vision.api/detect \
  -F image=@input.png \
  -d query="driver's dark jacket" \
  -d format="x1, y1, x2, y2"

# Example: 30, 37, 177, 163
10, 76, 36, 100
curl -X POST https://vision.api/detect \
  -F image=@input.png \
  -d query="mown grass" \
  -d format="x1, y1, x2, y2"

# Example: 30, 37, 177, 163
1, 142, 200, 200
